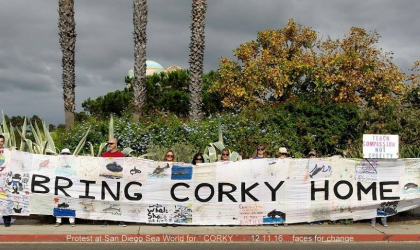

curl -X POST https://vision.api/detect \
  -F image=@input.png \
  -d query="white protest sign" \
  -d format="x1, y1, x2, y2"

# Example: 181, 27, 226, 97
363, 134, 399, 159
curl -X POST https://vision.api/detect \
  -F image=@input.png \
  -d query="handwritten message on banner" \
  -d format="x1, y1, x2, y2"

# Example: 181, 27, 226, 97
1, 150, 420, 225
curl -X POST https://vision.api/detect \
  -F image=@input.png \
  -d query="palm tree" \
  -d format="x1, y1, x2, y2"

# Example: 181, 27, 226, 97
132, 0, 148, 121
58, 0, 76, 129
188, 0, 207, 120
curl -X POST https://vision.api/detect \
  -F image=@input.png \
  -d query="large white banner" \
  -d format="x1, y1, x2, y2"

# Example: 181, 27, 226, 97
1, 150, 420, 225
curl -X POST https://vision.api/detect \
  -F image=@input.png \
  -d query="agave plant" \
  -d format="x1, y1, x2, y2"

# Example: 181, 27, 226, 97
1, 111, 92, 156
1, 110, 17, 149
400, 145, 420, 158
202, 116, 242, 162
15, 118, 60, 155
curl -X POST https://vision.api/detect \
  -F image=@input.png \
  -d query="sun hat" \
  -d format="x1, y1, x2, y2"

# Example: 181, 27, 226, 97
308, 150, 317, 156
60, 148, 71, 155
278, 147, 288, 154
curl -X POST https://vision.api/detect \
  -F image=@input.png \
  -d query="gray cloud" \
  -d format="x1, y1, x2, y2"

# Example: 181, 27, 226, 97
0, 0, 419, 125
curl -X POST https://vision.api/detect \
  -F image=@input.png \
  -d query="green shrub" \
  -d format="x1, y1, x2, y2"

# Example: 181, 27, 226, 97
82, 70, 223, 119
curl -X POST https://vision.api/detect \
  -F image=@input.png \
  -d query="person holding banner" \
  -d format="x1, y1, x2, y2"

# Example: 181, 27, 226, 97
278, 147, 290, 159
308, 150, 323, 226
220, 148, 230, 161
192, 153, 204, 165
101, 138, 125, 158
308, 150, 317, 158
163, 150, 176, 162
0, 135, 12, 227
162, 149, 178, 228
101, 138, 126, 227
54, 148, 76, 227
252, 144, 266, 159
275, 146, 290, 227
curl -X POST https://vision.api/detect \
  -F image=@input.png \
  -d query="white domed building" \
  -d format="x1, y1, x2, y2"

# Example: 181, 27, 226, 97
145, 61, 165, 76
128, 61, 181, 78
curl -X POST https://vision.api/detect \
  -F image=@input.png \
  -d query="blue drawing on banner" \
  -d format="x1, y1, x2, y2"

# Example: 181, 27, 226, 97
56, 156, 77, 177
263, 209, 286, 224
171, 165, 193, 180
148, 163, 170, 179
309, 164, 332, 178
53, 202, 76, 217
53, 208, 76, 217
56, 167, 77, 177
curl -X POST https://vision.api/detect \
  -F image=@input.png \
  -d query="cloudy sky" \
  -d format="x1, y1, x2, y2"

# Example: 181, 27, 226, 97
0, 0, 419, 125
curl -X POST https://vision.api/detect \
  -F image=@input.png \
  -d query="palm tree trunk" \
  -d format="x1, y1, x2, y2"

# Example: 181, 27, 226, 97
188, 0, 207, 121
133, 0, 148, 122
58, 0, 76, 130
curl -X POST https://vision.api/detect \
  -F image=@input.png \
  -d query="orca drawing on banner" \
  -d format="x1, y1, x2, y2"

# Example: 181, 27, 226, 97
309, 164, 332, 179
130, 166, 141, 175
58, 202, 69, 208
153, 164, 170, 174
148, 163, 171, 179
100, 161, 123, 179
263, 209, 286, 224
267, 209, 285, 220
106, 162, 123, 172
404, 183, 418, 191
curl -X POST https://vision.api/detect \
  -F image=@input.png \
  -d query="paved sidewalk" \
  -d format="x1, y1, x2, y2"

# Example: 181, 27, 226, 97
1, 219, 420, 243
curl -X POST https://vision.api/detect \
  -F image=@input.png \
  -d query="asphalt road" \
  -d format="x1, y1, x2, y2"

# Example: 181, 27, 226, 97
0, 243, 419, 250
